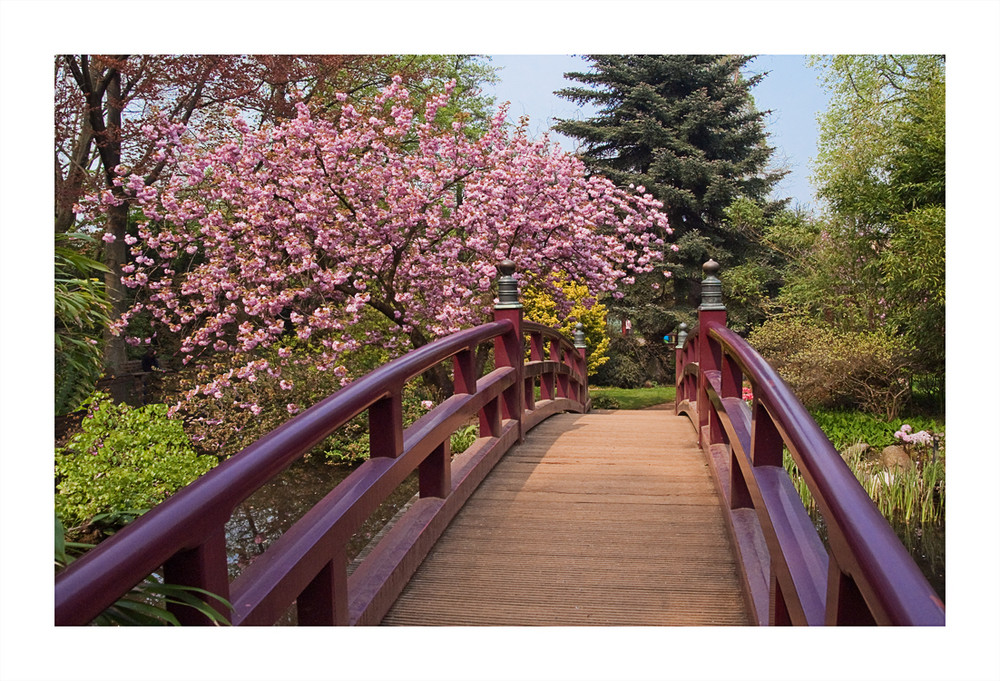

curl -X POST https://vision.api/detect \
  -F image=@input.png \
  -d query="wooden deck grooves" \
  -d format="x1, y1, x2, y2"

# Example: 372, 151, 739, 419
381, 410, 751, 626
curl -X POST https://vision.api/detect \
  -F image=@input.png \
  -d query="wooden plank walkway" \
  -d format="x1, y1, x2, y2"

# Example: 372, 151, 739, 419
381, 410, 750, 625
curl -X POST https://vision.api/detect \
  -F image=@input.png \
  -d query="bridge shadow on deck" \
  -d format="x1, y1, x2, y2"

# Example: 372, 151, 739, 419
381, 410, 750, 626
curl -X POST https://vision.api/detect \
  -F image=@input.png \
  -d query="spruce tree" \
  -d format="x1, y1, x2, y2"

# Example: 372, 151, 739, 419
556, 55, 784, 380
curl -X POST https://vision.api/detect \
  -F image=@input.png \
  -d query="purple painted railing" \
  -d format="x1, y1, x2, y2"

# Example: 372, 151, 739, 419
675, 260, 945, 626
55, 261, 588, 626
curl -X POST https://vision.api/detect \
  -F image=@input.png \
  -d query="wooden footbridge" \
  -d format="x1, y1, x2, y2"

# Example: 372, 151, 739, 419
55, 261, 945, 627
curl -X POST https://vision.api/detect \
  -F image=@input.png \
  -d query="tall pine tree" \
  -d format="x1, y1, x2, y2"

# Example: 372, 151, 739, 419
556, 55, 785, 381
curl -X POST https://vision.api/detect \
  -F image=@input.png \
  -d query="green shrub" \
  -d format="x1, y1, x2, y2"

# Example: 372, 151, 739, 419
593, 335, 651, 388
748, 316, 915, 418
55, 392, 217, 531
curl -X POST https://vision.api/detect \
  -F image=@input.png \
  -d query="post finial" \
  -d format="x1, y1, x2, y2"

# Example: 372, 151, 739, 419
676, 322, 688, 349
573, 322, 586, 349
495, 259, 523, 309
698, 259, 726, 311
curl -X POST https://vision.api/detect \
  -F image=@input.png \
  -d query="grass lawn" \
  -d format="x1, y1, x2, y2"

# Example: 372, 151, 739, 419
589, 385, 676, 410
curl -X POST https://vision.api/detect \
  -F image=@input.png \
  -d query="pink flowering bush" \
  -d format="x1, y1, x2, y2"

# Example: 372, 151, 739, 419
894, 424, 934, 448
86, 77, 670, 412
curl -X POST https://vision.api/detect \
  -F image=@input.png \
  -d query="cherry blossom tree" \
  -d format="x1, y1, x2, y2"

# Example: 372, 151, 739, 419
83, 78, 671, 408
57, 54, 489, 373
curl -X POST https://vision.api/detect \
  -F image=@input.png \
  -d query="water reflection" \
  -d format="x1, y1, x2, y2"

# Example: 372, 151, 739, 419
224, 455, 419, 624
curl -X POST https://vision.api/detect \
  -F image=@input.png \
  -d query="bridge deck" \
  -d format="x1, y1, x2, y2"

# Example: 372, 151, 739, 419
381, 410, 750, 625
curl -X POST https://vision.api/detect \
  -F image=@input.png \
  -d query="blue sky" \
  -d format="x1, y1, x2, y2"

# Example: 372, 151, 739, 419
482, 54, 831, 212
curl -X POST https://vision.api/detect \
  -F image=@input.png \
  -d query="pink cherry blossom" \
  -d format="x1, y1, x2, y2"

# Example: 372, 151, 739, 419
102, 80, 672, 407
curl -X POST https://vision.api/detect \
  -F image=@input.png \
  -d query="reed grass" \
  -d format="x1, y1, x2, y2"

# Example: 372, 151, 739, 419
783, 442, 945, 526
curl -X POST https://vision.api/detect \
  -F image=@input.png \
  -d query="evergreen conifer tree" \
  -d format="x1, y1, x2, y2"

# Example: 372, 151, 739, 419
555, 55, 785, 380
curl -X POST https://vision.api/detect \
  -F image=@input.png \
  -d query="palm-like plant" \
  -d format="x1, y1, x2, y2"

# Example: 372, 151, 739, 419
55, 515, 231, 625
55, 232, 111, 415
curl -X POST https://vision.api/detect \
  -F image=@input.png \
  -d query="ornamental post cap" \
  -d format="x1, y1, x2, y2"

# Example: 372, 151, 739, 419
574, 322, 587, 349
676, 321, 689, 349
495, 259, 522, 309
698, 259, 725, 311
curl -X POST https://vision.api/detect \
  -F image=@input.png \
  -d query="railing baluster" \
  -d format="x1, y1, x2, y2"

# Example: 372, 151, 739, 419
298, 549, 349, 625
540, 366, 555, 401
530, 331, 544, 361
750, 401, 783, 468
824, 556, 876, 625
479, 394, 502, 438
419, 440, 451, 499
730, 452, 753, 509
453, 348, 476, 395
369, 392, 404, 458
771, 571, 792, 626
162, 528, 230, 625
721, 352, 741, 399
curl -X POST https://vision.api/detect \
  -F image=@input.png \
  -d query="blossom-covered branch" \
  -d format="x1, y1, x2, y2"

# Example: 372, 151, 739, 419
91, 77, 671, 406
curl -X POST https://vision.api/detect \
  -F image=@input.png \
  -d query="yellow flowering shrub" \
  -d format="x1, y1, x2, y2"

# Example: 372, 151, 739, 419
521, 278, 609, 376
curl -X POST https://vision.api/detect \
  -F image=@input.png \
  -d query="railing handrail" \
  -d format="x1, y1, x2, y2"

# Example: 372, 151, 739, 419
56, 320, 513, 624
675, 259, 944, 626
56, 261, 590, 626
705, 321, 945, 625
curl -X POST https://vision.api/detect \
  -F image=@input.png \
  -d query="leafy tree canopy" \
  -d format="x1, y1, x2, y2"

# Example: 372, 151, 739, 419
554, 55, 786, 380
806, 55, 945, 378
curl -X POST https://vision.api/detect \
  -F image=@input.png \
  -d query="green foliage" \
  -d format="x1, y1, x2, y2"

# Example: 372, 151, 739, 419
809, 408, 943, 452
55, 232, 111, 415
590, 394, 621, 410
804, 408, 945, 526
806, 55, 945, 381
748, 316, 916, 419
592, 335, 654, 388
450, 424, 478, 454
554, 55, 785, 365
55, 392, 217, 531
716, 199, 819, 332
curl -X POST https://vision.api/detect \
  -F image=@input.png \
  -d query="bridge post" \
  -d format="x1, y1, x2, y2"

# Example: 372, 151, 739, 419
674, 323, 688, 416
493, 260, 524, 442
697, 260, 727, 450
573, 322, 588, 408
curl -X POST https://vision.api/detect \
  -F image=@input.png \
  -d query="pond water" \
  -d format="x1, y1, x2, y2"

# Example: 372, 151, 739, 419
809, 512, 945, 603
892, 518, 945, 601
224, 455, 419, 625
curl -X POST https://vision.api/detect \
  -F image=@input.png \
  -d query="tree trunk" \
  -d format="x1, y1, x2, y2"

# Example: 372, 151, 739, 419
55, 115, 94, 233
97, 67, 130, 375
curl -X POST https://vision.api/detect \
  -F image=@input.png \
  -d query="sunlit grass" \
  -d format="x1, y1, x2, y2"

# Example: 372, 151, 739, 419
589, 385, 676, 410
